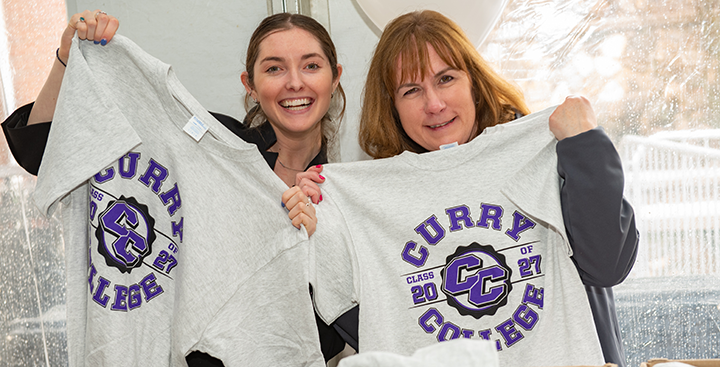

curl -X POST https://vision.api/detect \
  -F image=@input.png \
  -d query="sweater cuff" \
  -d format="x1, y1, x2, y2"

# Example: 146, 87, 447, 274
2, 102, 51, 175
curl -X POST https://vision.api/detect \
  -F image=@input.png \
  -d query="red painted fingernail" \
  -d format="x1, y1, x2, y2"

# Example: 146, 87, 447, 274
316, 165, 322, 168
319, 175, 325, 180
319, 195, 323, 202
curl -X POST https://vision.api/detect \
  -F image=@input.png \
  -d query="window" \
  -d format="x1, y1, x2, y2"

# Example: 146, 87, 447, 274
482, 0, 720, 363
0, 1, 67, 366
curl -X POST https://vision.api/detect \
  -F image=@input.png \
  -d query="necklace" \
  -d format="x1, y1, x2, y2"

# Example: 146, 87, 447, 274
276, 158, 305, 172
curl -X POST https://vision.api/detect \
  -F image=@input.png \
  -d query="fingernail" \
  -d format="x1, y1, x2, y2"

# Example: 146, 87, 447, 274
319, 195, 323, 202
100, 38, 107, 46
316, 165, 322, 168
319, 175, 325, 180
281, 202, 285, 208
93, 40, 100, 44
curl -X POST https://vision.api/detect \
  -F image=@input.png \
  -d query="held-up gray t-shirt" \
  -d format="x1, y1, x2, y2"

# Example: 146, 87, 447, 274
33, 35, 323, 367
310, 107, 604, 367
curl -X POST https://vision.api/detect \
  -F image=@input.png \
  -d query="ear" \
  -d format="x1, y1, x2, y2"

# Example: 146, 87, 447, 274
240, 71, 256, 99
333, 64, 343, 92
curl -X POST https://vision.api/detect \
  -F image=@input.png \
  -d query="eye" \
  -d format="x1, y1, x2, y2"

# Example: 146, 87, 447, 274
265, 65, 281, 73
306, 62, 320, 70
402, 87, 419, 96
439, 74, 454, 84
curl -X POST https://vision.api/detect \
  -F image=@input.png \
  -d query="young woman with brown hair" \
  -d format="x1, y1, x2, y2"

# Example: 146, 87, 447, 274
2, 10, 354, 367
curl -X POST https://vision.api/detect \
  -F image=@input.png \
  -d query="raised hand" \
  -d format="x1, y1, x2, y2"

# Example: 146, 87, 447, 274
549, 95, 598, 141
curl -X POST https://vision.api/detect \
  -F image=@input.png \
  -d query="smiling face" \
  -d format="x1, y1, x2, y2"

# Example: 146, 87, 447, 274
243, 27, 340, 139
394, 44, 476, 151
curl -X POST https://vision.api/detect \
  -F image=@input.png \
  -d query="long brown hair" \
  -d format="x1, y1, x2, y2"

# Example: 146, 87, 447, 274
359, 10, 529, 159
243, 13, 346, 157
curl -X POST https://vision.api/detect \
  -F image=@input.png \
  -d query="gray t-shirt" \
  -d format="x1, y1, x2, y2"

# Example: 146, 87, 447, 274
310, 108, 604, 367
33, 35, 323, 367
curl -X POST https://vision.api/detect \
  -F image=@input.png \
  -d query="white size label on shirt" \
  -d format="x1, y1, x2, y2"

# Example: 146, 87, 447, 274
183, 115, 208, 142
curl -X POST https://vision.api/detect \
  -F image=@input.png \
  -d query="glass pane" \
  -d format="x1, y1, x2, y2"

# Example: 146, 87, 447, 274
0, 175, 67, 366
0, 0, 67, 365
481, 0, 720, 363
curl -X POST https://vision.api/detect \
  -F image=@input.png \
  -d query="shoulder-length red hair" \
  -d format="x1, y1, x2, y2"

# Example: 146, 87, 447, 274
359, 10, 529, 159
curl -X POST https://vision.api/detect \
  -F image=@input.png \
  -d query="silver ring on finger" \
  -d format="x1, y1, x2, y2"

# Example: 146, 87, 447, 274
95, 10, 107, 18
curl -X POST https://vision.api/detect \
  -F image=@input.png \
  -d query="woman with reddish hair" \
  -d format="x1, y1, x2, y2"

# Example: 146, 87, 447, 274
301, 10, 637, 367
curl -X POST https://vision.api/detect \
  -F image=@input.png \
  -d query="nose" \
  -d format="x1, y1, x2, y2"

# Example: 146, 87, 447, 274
424, 87, 446, 114
286, 69, 304, 91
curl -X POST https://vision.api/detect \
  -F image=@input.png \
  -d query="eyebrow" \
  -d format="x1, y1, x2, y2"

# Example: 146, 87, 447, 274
260, 53, 325, 64
260, 56, 284, 64
301, 52, 324, 61
396, 66, 456, 94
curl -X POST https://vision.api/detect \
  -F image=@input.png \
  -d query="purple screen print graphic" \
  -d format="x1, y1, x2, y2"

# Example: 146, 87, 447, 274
441, 242, 512, 319
96, 196, 157, 274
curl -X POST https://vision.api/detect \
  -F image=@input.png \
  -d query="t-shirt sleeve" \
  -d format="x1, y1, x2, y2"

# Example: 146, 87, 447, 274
309, 194, 359, 325
1, 102, 51, 175
556, 127, 639, 287
500, 116, 569, 254
32, 37, 141, 216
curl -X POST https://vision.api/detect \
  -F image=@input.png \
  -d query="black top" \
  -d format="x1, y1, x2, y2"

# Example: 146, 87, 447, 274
212, 110, 329, 171
2, 103, 49, 175
2, 103, 637, 366
555, 127, 635, 367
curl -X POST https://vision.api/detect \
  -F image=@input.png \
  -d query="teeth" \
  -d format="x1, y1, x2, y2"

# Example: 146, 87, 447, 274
430, 118, 454, 129
280, 98, 313, 110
